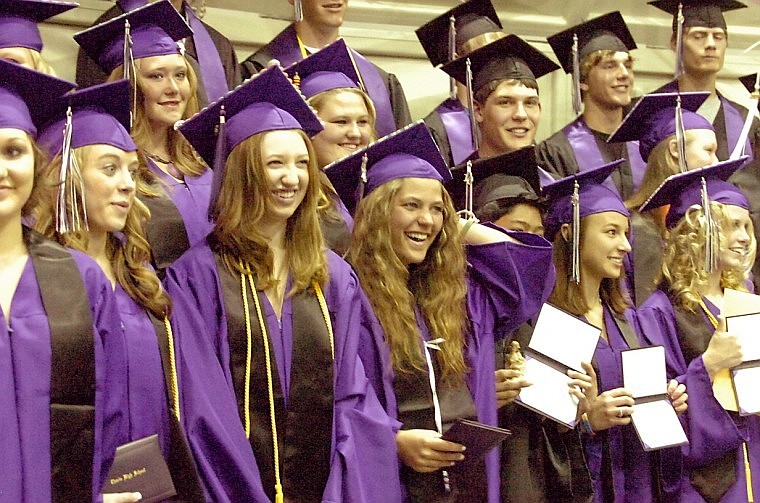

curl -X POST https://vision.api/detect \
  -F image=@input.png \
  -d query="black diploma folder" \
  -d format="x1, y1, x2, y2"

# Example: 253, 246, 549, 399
442, 419, 511, 470
104, 434, 177, 502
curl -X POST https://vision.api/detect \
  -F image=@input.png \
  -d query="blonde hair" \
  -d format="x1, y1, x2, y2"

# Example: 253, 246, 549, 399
549, 219, 631, 316
348, 179, 469, 383
108, 58, 205, 179
661, 202, 755, 312
210, 129, 327, 295
34, 145, 171, 318
21, 134, 50, 218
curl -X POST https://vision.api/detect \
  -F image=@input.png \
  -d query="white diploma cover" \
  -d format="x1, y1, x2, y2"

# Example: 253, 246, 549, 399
725, 311, 760, 415
516, 303, 600, 428
622, 346, 688, 451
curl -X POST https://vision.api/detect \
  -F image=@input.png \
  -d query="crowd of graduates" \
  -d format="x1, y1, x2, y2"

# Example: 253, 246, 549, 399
2, 0, 760, 502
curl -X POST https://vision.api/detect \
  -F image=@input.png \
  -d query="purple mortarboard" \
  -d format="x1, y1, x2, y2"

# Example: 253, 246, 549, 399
0, 58, 75, 136
446, 146, 541, 211
324, 121, 450, 216
284, 39, 362, 100
74, 0, 192, 75
547, 12, 636, 115
441, 34, 558, 91
544, 159, 628, 283
607, 92, 712, 162
0, 0, 77, 51
649, 0, 745, 32
178, 66, 322, 218
36, 79, 135, 158
35, 80, 136, 234
638, 156, 749, 225
415, 0, 502, 68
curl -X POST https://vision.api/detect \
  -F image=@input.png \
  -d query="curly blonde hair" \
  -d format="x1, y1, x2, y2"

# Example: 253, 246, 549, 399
108, 58, 205, 182
348, 179, 469, 383
661, 202, 756, 312
34, 146, 171, 318
210, 130, 328, 295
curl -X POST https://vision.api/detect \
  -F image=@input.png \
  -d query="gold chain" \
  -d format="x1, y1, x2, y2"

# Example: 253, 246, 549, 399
163, 316, 180, 421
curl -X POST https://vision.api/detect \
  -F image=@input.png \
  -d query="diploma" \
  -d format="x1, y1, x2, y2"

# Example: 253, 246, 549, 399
516, 303, 600, 428
726, 312, 760, 415
622, 346, 688, 451
104, 434, 176, 503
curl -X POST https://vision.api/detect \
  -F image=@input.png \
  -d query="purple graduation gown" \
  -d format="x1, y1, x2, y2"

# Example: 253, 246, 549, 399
423, 98, 476, 168
147, 159, 213, 248
583, 307, 656, 503
166, 242, 400, 502
359, 227, 555, 503
0, 249, 128, 502
113, 286, 170, 455
638, 290, 760, 502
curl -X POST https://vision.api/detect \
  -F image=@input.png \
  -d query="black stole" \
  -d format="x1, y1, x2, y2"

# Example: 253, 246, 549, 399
393, 342, 483, 503
669, 292, 737, 502
215, 254, 334, 502
146, 315, 205, 502
140, 195, 191, 272
25, 229, 95, 503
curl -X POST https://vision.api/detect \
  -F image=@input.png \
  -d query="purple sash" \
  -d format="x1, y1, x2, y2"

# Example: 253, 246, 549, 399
721, 95, 754, 161
563, 118, 647, 196
437, 99, 475, 165
184, 2, 228, 102
265, 25, 397, 136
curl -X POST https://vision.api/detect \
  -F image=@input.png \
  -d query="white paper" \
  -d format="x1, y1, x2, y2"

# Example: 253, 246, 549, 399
517, 356, 580, 427
631, 400, 688, 451
528, 303, 601, 371
622, 346, 667, 398
726, 314, 760, 363
723, 289, 760, 317
733, 366, 760, 415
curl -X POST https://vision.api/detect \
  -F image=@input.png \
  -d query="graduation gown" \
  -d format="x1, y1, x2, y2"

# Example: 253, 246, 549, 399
359, 227, 555, 503
166, 241, 400, 502
638, 290, 760, 502
630, 211, 665, 307
583, 307, 659, 503
0, 230, 128, 502
140, 159, 213, 270
536, 116, 646, 201
423, 98, 475, 169
75, 0, 240, 104
239, 24, 412, 137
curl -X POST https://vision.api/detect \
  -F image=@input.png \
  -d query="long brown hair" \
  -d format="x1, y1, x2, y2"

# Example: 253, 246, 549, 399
549, 219, 631, 316
348, 178, 469, 383
34, 146, 171, 318
108, 57, 205, 178
211, 129, 327, 295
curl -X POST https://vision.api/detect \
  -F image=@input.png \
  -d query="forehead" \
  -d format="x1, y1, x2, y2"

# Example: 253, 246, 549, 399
685, 27, 726, 37
490, 81, 539, 100
317, 90, 369, 114
0, 127, 31, 141
583, 210, 630, 228
260, 129, 308, 154
723, 203, 751, 221
138, 53, 187, 70
396, 177, 443, 200
83, 143, 139, 160
596, 51, 632, 65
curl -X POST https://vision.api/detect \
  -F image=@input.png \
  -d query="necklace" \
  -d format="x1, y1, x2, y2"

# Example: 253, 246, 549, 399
145, 152, 172, 164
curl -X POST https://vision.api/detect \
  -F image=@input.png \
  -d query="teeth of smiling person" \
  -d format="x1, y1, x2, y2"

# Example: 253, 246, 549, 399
406, 232, 427, 242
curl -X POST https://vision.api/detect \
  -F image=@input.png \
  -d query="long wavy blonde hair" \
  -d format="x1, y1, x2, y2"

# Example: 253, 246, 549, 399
34, 146, 171, 318
348, 179, 469, 383
108, 57, 204, 181
661, 202, 755, 312
210, 130, 327, 295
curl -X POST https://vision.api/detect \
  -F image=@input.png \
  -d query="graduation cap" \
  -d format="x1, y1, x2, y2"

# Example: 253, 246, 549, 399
607, 92, 712, 163
543, 159, 628, 282
445, 146, 541, 211
649, 0, 746, 32
0, 0, 77, 51
177, 66, 322, 217
547, 12, 636, 115
74, 0, 192, 75
739, 72, 760, 108
415, 0, 502, 68
440, 34, 559, 92
639, 156, 749, 272
34, 80, 136, 234
0, 58, 75, 137
284, 39, 362, 100
323, 121, 450, 216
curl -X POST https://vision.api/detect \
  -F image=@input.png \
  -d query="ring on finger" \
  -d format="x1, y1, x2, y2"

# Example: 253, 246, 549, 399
617, 408, 624, 418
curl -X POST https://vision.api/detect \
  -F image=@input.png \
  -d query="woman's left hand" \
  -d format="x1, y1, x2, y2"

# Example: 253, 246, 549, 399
667, 379, 688, 415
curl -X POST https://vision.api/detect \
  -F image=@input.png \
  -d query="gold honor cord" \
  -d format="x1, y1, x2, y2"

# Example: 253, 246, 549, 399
163, 317, 181, 421
238, 261, 335, 503
698, 298, 753, 501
